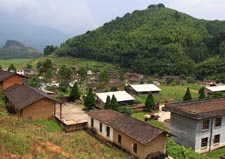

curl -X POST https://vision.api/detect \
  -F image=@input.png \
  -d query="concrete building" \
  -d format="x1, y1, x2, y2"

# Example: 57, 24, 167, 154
96, 91, 135, 109
165, 98, 225, 153
88, 110, 167, 159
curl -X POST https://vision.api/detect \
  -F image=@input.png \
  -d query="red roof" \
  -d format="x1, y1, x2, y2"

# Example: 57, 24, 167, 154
165, 98, 225, 119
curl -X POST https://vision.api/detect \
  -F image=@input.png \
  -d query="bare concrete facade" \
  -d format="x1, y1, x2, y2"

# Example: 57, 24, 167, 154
170, 112, 225, 153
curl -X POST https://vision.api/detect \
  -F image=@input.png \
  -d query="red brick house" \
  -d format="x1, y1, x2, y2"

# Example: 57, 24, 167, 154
0, 70, 24, 90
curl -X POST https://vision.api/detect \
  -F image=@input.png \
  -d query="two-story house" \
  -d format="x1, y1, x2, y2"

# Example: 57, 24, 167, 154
165, 98, 225, 153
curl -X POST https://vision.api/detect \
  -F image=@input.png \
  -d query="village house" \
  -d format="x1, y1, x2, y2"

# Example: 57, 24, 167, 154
88, 110, 167, 159
0, 69, 24, 90
108, 69, 123, 88
124, 72, 143, 84
4, 84, 62, 120
96, 91, 135, 109
126, 84, 161, 95
205, 85, 225, 95
164, 98, 225, 153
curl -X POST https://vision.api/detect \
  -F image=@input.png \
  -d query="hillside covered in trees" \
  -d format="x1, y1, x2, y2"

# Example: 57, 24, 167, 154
55, 4, 225, 82
0, 40, 42, 59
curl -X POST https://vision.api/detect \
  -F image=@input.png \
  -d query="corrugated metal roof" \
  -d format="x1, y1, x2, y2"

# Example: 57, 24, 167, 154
96, 91, 134, 103
130, 84, 161, 92
206, 85, 225, 92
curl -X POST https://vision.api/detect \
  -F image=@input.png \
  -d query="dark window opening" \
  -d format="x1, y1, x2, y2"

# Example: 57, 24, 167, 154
118, 134, 122, 144
215, 117, 222, 127
106, 126, 110, 137
214, 134, 220, 144
133, 143, 137, 153
91, 118, 94, 127
201, 137, 208, 147
99, 123, 102, 132
202, 120, 209, 130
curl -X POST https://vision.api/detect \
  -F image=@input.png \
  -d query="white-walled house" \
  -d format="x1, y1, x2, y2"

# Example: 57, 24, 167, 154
88, 110, 168, 159
88, 110, 122, 141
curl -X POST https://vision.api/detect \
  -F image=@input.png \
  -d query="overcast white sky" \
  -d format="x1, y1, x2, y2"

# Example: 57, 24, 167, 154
0, 0, 225, 36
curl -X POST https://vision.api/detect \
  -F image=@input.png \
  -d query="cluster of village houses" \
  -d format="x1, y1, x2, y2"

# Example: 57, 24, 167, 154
1, 68, 225, 159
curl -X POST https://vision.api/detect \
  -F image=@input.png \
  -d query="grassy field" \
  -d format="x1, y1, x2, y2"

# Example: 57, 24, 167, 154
0, 59, 33, 69
206, 147, 225, 159
135, 84, 201, 104
0, 111, 129, 159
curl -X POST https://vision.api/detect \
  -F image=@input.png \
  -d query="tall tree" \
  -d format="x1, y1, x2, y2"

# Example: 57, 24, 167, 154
104, 95, 112, 109
183, 88, 192, 101
69, 83, 81, 102
44, 45, 58, 56
58, 65, 73, 82
145, 92, 155, 111
84, 88, 96, 109
111, 95, 120, 111
8, 64, 16, 73
98, 69, 109, 87
78, 66, 87, 82
199, 87, 206, 100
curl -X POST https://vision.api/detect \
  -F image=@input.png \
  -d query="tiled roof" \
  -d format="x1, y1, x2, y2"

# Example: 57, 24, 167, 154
88, 109, 123, 124
0, 70, 16, 82
89, 109, 165, 145
165, 98, 225, 119
4, 84, 61, 110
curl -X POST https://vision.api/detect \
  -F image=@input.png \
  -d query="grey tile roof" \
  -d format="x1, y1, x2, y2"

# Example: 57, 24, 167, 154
4, 84, 61, 110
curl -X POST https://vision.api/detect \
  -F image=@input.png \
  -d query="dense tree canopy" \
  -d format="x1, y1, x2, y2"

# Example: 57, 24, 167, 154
54, 4, 225, 80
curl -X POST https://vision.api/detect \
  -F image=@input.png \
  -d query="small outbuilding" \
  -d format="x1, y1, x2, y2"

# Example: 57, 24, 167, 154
4, 84, 62, 120
205, 85, 225, 95
127, 84, 161, 95
96, 91, 135, 109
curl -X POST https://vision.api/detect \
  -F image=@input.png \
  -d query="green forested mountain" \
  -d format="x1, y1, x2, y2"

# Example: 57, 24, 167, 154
0, 40, 42, 59
55, 4, 225, 81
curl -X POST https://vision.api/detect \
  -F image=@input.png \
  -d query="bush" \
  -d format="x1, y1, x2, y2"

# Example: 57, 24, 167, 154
118, 107, 133, 115
167, 138, 201, 159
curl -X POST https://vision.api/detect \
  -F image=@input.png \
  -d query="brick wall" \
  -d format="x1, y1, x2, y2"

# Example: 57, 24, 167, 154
22, 98, 55, 120
3, 75, 23, 90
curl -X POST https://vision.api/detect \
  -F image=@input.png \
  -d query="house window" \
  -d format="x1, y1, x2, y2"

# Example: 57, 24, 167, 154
106, 126, 110, 137
133, 143, 137, 153
118, 134, 122, 144
202, 119, 209, 130
215, 117, 222, 127
91, 118, 94, 127
214, 134, 220, 144
201, 137, 208, 148
99, 123, 102, 132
